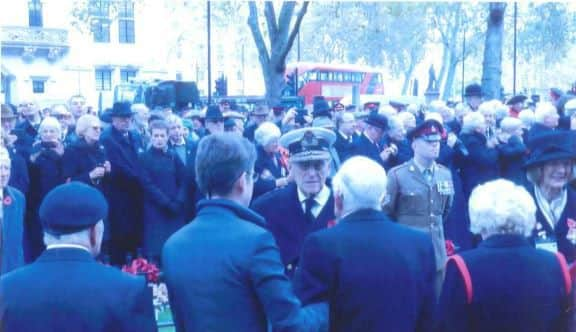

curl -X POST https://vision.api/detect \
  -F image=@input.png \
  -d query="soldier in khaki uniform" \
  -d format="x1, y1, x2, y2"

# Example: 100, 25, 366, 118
383, 119, 454, 295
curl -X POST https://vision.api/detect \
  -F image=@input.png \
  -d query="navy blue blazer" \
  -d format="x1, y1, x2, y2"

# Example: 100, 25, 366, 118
293, 209, 436, 332
0, 248, 156, 332
162, 199, 327, 332
251, 183, 335, 275
437, 234, 572, 332
349, 133, 385, 168
99, 127, 144, 235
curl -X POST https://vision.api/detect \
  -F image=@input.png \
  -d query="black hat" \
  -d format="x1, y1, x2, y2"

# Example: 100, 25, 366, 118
506, 95, 527, 106
364, 113, 388, 130
407, 119, 443, 142
313, 99, 331, 118
524, 131, 576, 169
389, 100, 408, 109
109, 101, 134, 118
464, 83, 482, 98
39, 182, 109, 235
205, 105, 224, 121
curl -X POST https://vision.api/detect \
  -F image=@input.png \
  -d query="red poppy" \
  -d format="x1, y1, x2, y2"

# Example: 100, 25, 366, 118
327, 220, 336, 228
445, 240, 456, 256
3, 195, 12, 206
568, 218, 576, 229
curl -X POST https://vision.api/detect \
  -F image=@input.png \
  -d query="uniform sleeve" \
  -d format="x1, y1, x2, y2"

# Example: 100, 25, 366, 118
249, 231, 328, 332
382, 169, 399, 219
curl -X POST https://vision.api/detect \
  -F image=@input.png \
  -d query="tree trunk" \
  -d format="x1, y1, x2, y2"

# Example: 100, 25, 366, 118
247, 1, 309, 106
442, 50, 459, 100
481, 2, 506, 100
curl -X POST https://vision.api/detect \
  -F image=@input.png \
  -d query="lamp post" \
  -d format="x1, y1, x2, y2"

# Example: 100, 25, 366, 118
207, 1, 212, 104
513, 2, 518, 95
461, 30, 466, 102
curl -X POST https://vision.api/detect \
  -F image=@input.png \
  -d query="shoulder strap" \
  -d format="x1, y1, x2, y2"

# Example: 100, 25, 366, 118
554, 252, 572, 295
448, 254, 473, 304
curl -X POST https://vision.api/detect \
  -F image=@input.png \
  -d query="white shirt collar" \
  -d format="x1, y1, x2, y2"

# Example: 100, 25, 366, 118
298, 185, 331, 218
46, 244, 92, 254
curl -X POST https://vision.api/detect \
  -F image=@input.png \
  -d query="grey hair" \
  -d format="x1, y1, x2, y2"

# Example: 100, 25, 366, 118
461, 112, 486, 134
39, 117, 62, 136
499, 117, 523, 134
165, 114, 183, 128
534, 102, 558, 124
332, 156, 387, 215
518, 109, 535, 128
75, 114, 101, 137
43, 220, 104, 247
469, 179, 536, 237
254, 121, 281, 147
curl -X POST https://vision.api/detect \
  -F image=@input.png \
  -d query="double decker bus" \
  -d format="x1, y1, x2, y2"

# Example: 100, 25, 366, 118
285, 62, 385, 106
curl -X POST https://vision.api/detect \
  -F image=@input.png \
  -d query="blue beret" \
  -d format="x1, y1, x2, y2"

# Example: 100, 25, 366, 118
39, 182, 109, 235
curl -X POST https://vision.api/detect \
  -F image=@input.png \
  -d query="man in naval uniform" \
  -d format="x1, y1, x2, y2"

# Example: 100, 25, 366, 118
251, 127, 336, 277
383, 119, 454, 296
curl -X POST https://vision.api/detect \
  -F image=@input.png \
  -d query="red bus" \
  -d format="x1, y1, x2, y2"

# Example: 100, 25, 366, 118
286, 62, 385, 106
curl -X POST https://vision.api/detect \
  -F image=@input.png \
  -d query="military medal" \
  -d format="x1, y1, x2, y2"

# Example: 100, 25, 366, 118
566, 218, 576, 244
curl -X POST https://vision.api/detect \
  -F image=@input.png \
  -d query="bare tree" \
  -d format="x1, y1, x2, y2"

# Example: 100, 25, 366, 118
481, 3, 506, 100
247, 1, 309, 106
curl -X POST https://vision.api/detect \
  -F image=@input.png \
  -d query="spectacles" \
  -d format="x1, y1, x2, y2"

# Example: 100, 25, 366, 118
294, 160, 327, 171
92, 126, 102, 131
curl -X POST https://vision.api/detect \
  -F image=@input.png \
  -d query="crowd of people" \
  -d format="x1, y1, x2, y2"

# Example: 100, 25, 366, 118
1, 82, 576, 331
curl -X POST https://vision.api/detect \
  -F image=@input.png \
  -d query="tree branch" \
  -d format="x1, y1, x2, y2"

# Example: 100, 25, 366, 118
278, 1, 309, 66
247, 2, 271, 74
264, 2, 278, 45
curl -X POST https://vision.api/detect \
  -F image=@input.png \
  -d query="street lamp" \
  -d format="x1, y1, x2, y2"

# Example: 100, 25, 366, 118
207, 1, 212, 104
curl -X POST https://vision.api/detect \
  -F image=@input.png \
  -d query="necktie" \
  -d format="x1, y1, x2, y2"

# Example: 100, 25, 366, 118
423, 169, 433, 186
304, 197, 316, 223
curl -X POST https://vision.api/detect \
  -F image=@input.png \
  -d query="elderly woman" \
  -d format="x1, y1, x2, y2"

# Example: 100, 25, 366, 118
525, 130, 576, 263
525, 102, 560, 143
27, 117, 66, 261
437, 179, 572, 332
62, 114, 110, 189
252, 121, 290, 199
456, 112, 500, 200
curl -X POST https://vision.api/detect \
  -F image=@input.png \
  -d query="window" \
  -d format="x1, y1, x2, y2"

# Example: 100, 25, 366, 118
90, 0, 110, 43
32, 80, 45, 94
120, 69, 137, 83
118, 1, 135, 44
95, 69, 112, 91
28, 0, 43, 27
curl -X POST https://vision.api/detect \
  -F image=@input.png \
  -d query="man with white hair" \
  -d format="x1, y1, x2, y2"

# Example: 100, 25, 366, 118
0, 182, 156, 331
251, 127, 337, 277
437, 179, 572, 332
294, 156, 436, 332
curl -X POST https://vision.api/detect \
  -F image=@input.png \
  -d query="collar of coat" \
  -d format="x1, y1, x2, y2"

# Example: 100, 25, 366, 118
197, 198, 266, 227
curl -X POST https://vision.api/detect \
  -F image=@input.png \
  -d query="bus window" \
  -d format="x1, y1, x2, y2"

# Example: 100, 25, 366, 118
343, 72, 351, 82
335, 72, 343, 82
